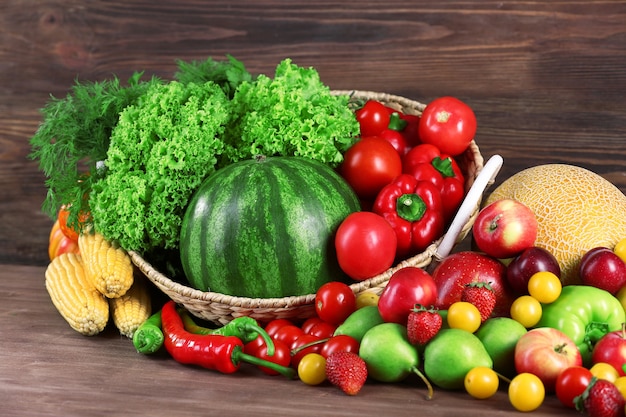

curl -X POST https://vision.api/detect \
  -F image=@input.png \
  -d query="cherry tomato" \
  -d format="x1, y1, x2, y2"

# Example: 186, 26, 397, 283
614, 376, 626, 399
419, 96, 476, 156
307, 321, 337, 339
264, 319, 294, 338
527, 271, 562, 304
613, 237, 626, 263
356, 100, 390, 137
356, 292, 379, 309
273, 325, 304, 347
335, 211, 397, 281
377, 267, 437, 325
340, 136, 402, 201
298, 353, 327, 386
320, 335, 360, 358
301, 317, 324, 335
508, 372, 545, 412
315, 282, 357, 325
510, 295, 542, 328
290, 334, 323, 368
464, 366, 499, 399
590, 362, 619, 382
555, 366, 593, 408
243, 336, 291, 376
447, 301, 482, 333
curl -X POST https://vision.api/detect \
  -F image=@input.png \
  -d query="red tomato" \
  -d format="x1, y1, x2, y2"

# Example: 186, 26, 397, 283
273, 325, 304, 347
555, 366, 593, 408
320, 335, 360, 358
340, 137, 402, 201
377, 267, 438, 325
244, 336, 292, 376
264, 319, 294, 338
290, 334, 323, 368
335, 212, 397, 281
356, 100, 390, 137
307, 321, 337, 339
418, 96, 476, 156
315, 282, 357, 325
301, 317, 324, 335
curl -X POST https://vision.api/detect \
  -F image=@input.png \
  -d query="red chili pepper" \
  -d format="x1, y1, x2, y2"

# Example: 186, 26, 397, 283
402, 143, 465, 222
373, 173, 445, 259
160, 301, 295, 378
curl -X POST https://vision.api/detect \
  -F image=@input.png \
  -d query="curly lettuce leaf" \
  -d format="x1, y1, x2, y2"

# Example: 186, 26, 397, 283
222, 58, 359, 168
90, 81, 231, 252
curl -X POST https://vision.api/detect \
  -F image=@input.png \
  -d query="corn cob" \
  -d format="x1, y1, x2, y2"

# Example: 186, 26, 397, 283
45, 252, 109, 336
78, 232, 133, 298
109, 275, 152, 338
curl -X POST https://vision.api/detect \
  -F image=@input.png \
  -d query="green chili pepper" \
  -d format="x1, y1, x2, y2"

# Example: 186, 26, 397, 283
536, 285, 625, 365
132, 311, 164, 354
180, 310, 276, 356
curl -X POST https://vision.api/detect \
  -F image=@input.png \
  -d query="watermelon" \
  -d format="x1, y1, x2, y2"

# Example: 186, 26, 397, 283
179, 156, 361, 298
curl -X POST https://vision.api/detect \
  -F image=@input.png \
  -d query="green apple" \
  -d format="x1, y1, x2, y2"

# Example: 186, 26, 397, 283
423, 328, 492, 390
475, 317, 527, 378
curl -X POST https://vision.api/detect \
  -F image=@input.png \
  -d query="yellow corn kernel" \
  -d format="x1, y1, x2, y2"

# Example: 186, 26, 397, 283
109, 275, 152, 338
45, 252, 109, 336
78, 232, 133, 298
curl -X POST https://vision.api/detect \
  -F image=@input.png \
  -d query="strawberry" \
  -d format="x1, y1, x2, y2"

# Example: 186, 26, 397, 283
325, 351, 368, 395
461, 281, 496, 322
575, 377, 625, 417
406, 304, 442, 345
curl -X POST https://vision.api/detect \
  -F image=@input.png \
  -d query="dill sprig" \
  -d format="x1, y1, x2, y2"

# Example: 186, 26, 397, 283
28, 72, 161, 230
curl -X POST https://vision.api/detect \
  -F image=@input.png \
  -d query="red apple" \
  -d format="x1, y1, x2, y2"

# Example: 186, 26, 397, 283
515, 327, 583, 393
506, 246, 561, 295
579, 247, 626, 294
472, 199, 538, 259
591, 324, 626, 376
431, 251, 516, 317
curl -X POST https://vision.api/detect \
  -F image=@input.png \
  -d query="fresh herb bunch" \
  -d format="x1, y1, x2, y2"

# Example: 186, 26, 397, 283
29, 72, 162, 232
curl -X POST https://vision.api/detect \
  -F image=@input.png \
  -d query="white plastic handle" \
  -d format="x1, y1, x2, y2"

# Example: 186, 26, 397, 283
434, 154, 504, 260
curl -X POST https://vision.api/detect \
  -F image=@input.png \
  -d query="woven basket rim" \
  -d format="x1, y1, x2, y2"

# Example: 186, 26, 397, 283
130, 90, 485, 322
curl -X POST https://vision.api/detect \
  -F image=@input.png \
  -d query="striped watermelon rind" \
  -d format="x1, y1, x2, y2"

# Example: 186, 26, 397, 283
179, 156, 361, 298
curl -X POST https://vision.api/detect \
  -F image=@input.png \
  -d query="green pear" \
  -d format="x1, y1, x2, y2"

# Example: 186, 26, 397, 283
423, 328, 493, 390
475, 317, 527, 378
359, 322, 433, 398
333, 305, 384, 343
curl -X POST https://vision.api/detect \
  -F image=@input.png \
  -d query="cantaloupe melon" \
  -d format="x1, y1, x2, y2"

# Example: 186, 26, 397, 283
485, 164, 626, 285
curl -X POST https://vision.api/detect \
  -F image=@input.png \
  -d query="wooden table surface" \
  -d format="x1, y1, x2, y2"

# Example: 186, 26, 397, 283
2, 1, 626, 416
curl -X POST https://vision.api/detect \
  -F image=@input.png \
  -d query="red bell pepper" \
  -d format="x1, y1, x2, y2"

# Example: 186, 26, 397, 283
373, 174, 445, 259
402, 143, 465, 222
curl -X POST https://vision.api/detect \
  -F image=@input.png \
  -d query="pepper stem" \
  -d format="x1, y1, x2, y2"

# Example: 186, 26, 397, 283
232, 346, 297, 379
431, 156, 455, 178
388, 112, 408, 131
396, 193, 427, 222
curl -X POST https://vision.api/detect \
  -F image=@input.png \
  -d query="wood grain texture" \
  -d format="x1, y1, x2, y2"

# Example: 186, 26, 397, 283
2, 2, 626, 414
0, 264, 567, 417
3, 0, 626, 266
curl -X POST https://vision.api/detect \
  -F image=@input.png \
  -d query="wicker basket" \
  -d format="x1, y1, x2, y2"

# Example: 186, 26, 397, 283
129, 90, 485, 325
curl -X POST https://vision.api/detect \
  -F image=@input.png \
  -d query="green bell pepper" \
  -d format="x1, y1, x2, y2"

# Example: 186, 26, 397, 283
536, 285, 625, 365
